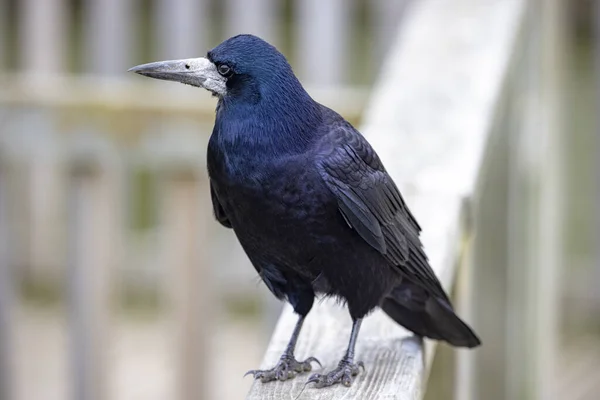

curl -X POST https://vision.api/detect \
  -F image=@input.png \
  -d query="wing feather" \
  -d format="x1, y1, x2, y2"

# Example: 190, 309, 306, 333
317, 126, 449, 301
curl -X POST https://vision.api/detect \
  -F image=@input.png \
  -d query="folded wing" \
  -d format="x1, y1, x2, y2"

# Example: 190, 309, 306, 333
317, 126, 449, 302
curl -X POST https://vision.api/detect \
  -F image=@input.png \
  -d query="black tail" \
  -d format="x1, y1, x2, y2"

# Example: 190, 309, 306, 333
381, 282, 481, 348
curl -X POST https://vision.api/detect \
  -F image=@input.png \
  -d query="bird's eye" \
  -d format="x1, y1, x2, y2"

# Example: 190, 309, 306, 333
185, 63, 190, 70
217, 64, 232, 77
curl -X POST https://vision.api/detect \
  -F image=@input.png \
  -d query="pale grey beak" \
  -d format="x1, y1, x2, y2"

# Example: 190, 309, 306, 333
128, 57, 227, 96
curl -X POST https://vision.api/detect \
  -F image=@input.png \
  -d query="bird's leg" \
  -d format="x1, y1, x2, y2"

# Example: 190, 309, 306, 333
245, 315, 321, 383
306, 318, 365, 388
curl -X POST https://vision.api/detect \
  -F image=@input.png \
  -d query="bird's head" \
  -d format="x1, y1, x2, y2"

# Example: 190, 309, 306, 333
129, 34, 301, 104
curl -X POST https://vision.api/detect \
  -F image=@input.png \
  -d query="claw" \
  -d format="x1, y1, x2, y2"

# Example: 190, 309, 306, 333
306, 373, 322, 385
357, 361, 365, 373
306, 372, 330, 389
342, 375, 352, 387
244, 354, 320, 383
244, 370, 258, 378
304, 359, 364, 388
304, 356, 322, 369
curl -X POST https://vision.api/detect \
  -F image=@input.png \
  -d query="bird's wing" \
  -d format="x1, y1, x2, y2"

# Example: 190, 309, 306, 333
210, 180, 232, 228
317, 126, 449, 301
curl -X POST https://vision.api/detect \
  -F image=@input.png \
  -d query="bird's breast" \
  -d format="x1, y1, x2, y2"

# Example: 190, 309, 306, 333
221, 163, 331, 225
207, 133, 343, 266
212, 155, 333, 237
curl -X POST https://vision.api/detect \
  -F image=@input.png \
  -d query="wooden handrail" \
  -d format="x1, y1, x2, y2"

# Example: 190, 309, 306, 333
246, 0, 526, 398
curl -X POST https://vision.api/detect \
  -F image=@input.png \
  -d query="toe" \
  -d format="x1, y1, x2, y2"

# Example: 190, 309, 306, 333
275, 369, 285, 381
306, 373, 324, 387
244, 368, 277, 383
277, 368, 295, 381
342, 374, 353, 387
246, 355, 320, 384
357, 361, 365, 373
305, 361, 364, 388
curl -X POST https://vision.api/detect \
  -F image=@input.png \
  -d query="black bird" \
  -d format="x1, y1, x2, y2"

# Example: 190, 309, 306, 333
129, 34, 480, 388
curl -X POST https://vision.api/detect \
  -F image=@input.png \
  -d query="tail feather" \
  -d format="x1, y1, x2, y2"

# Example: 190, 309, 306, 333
381, 282, 481, 348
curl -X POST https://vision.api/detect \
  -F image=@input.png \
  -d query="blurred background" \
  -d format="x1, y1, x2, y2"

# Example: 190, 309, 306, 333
0, 0, 597, 399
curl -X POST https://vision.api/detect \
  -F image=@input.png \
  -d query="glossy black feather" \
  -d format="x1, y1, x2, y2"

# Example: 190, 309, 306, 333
204, 34, 480, 348
316, 123, 450, 303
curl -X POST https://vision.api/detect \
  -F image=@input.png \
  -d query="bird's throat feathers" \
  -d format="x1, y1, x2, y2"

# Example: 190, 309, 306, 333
214, 75, 323, 157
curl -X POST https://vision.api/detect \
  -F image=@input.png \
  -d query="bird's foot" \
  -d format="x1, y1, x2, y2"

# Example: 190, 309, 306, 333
245, 355, 321, 383
306, 358, 365, 388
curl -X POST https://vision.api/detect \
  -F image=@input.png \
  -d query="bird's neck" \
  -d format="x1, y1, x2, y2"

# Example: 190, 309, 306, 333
215, 85, 323, 157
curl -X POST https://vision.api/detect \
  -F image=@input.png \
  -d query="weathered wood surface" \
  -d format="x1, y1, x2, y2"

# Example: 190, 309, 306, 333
159, 164, 213, 400
521, 0, 564, 398
154, 0, 208, 60
18, 0, 67, 73
594, 0, 600, 319
246, 301, 427, 400
0, 0, 7, 69
371, 0, 413, 65
224, 0, 279, 47
82, 0, 134, 76
0, 154, 15, 400
0, 75, 367, 124
295, 0, 351, 86
67, 144, 119, 400
247, 0, 525, 399
463, 1, 564, 399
